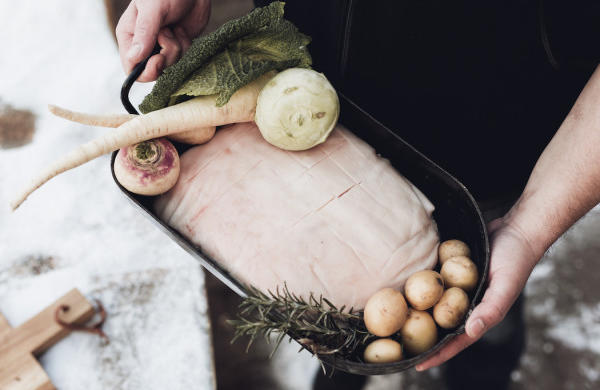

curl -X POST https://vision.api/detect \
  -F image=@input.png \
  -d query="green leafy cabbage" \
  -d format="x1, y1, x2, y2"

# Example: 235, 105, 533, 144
139, 1, 312, 113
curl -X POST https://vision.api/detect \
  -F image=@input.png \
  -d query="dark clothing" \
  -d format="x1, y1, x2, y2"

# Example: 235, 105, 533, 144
252, 1, 599, 389
257, 0, 599, 202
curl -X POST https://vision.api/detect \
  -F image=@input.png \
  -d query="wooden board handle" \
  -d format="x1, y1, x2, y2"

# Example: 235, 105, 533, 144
0, 288, 95, 356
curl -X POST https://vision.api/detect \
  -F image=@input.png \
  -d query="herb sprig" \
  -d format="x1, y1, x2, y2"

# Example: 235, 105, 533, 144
228, 284, 375, 359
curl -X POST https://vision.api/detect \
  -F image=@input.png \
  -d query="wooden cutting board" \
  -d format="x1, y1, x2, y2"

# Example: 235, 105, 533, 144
0, 289, 95, 390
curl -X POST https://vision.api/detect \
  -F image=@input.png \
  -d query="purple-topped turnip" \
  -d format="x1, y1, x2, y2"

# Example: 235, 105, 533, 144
114, 138, 180, 196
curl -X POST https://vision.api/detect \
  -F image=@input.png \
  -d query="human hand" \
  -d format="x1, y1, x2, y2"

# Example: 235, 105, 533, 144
116, 0, 210, 82
415, 216, 540, 371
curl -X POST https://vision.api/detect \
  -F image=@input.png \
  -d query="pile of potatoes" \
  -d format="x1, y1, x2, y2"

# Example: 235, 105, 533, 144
362, 239, 478, 364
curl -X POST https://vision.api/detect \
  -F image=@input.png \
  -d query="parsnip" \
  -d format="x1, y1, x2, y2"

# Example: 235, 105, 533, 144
48, 104, 216, 145
48, 104, 136, 127
10, 72, 273, 210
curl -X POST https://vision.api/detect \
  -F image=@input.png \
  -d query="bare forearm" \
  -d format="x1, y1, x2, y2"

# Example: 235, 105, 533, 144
506, 65, 600, 258
417, 65, 600, 372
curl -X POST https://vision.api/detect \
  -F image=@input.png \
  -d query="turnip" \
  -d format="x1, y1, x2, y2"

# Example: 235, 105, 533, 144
255, 68, 339, 151
114, 138, 180, 196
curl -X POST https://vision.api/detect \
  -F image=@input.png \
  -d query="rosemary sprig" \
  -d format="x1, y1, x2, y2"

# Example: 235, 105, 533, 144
228, 284, 375, 359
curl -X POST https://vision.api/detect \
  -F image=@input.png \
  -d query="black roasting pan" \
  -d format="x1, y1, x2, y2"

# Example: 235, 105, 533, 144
113, 63, 490, 375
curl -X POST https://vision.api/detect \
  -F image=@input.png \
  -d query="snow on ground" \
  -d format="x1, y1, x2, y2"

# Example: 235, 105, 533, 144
0, 1, 214, 389
2, 1, 599, 390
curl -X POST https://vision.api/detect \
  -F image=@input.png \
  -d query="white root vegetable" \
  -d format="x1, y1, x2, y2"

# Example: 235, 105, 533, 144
10, 72, 273, 210
48, 104, 216, 145
114, 138, 180, 196
48, 104, 136, 128
255, 68, 339, 150
167, 127, 216, 144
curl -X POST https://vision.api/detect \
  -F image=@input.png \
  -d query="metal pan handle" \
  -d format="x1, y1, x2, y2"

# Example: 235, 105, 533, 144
120, 44, 161, 115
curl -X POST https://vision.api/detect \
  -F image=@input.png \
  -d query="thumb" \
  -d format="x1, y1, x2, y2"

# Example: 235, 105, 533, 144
464, 274, 519, 340
128, 7, 162, 65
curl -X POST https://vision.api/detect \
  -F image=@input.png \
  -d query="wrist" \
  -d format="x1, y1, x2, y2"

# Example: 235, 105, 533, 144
501, 188, 564, 261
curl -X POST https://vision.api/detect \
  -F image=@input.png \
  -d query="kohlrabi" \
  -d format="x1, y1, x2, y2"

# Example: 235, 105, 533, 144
255, 68, 339, 151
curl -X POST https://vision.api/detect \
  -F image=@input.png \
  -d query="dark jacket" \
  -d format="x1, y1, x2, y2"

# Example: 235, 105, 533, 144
257, 0, 600, 201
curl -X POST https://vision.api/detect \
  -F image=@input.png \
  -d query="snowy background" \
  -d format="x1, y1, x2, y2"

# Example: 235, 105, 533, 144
1, 1, 599, 390
0, 0, 215, 388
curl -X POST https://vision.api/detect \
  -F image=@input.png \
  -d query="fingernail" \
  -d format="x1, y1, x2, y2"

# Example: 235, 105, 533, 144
127, 43, 142, 60
467, 318, 485, 338
415, 365, 424, 372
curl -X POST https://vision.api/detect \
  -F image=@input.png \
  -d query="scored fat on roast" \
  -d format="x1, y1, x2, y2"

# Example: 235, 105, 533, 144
154, 122, 439, 309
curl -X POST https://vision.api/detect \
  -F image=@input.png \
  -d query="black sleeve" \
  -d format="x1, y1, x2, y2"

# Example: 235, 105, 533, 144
543, 0, 600, 69
254, 0, 351, 86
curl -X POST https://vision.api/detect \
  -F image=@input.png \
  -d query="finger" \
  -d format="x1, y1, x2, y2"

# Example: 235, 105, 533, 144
464, 271, 521, 340
157, 28, 182, 68
137, 54, 165, 82
415, 333, 477, 371
415, 279, 517, 371
116, 2, 138, 73
417, 264, 524, 370
180, 0, 211, 38
174, 26, 192, 53
129, 3, 163, 67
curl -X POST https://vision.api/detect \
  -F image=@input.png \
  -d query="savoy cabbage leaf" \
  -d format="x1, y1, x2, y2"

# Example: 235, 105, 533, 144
139, 1, 311, 113
170, 19, 311, 107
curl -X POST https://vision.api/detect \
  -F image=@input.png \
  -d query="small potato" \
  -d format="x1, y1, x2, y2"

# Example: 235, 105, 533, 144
439, 239, 471, 264
433, 287, 470, 329
363, 338, 403, 363
363, 288, 408, 337
440, 255, 479, 292
400, 309, 438, 356
404, 270, 444, 310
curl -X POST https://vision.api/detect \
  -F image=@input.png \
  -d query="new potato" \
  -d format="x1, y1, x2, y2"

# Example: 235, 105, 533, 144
438, 239, 471, 264
363, 288, 408, 337
363, 339, 403, 363
440, 255, 479, 292
400, 309, 438, 356
404, 270, 445, 310
433, 287, 470, 329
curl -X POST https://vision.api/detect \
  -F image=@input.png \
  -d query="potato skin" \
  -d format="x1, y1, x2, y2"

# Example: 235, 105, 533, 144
400, 309, 438, 356
439, 239, 471, 264
404, 270, 445, 310
363, 338, 403, 363
440, 255, 479, 292
363, 288, 408, 337
433, 287, 470, 329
